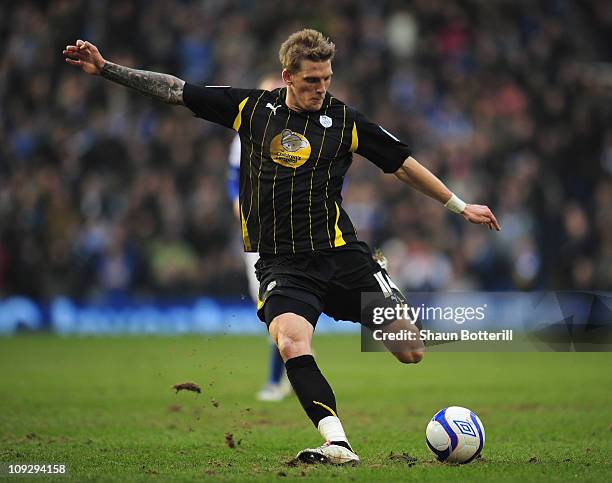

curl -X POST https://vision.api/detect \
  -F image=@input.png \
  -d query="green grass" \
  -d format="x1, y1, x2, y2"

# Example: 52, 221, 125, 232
0, 335, 610, 481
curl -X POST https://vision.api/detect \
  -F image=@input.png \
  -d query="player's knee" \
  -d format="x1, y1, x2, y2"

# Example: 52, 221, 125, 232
277, 334, 311, 360
269, 312, 314, 361
395, 350, 424, 364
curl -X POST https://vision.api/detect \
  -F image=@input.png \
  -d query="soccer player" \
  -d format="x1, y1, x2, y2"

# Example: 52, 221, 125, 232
64, 29, 500, 465
227, 75, 292, 402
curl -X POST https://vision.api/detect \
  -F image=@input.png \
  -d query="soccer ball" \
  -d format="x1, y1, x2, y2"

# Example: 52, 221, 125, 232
425, 406, 485, 463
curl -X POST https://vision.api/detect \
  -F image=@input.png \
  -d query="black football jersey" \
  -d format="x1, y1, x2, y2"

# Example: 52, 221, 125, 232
183, 84, 411, 255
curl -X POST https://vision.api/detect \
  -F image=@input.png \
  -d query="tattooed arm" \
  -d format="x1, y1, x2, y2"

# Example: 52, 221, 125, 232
63, 39, 185, 105
100, 62, 184, 105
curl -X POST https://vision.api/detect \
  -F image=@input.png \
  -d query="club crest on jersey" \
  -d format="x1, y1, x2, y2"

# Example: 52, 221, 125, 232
269, 129, 311, 168
319, 115, 332, 128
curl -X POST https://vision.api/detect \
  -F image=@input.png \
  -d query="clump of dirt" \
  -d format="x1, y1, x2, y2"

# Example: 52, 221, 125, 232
172, 382, 201, 394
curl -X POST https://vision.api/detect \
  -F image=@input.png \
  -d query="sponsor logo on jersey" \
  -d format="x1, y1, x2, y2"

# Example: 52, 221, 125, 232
269, 129, 311, 168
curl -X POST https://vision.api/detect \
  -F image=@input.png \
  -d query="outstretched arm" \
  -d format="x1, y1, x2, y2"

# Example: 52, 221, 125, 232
394, 156, 501, 231
63, 40, 185, 105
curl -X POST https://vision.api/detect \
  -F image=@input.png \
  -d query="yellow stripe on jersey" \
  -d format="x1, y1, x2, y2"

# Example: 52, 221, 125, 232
232, 97, 250, 132
240, 205, 252, 251
350, 121, 358, 152
334, 202, 346, 247
313, 400, 338, 418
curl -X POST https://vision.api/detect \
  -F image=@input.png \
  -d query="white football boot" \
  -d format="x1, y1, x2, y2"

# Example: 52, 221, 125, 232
297, 441, 360, 465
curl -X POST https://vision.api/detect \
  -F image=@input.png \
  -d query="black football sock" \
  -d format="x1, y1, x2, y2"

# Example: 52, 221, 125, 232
284, 354, 338, 427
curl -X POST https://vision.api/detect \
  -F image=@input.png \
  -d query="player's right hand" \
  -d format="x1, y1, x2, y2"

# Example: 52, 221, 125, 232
63, 40, 106, 75
462, 204, 501, 231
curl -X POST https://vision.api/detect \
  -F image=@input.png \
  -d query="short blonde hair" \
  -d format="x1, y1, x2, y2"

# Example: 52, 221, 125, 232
279, 29, 335, 73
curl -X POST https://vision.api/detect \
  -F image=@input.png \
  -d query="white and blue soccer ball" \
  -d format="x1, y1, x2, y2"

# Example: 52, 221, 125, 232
425, 406, 485, 464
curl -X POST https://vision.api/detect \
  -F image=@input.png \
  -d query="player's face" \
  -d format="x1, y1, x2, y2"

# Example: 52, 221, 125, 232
284, 60, 333, 112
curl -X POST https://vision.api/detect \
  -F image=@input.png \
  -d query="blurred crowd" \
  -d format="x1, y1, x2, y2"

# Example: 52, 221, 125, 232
1, 0, 611, 301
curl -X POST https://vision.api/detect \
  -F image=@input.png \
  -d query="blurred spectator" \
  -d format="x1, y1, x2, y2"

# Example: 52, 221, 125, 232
1, 0, 610, 300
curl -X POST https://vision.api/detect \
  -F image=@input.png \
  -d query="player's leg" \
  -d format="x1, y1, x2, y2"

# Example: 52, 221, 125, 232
373, 314, 424, 364
265, 296, 359, 464
255, 254, 358, 464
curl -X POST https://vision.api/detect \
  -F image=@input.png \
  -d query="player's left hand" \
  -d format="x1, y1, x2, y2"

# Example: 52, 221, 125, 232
462, 204, 501, 231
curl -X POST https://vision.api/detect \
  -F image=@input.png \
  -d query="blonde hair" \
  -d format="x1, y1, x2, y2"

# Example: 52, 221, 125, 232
279, 29, 335, 73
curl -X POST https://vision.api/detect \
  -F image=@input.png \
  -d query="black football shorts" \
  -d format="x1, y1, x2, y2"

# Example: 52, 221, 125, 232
255, 241, 407, 327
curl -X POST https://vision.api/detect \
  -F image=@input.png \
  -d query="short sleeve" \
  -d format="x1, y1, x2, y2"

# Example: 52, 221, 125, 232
353, 111, 412, 173
183, 83, 253, 130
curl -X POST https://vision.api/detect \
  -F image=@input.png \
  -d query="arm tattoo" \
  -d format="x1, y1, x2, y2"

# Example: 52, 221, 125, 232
101, 62, 185, 105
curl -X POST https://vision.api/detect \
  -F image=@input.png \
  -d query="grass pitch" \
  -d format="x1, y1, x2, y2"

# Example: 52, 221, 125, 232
0, 334, 610, 481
